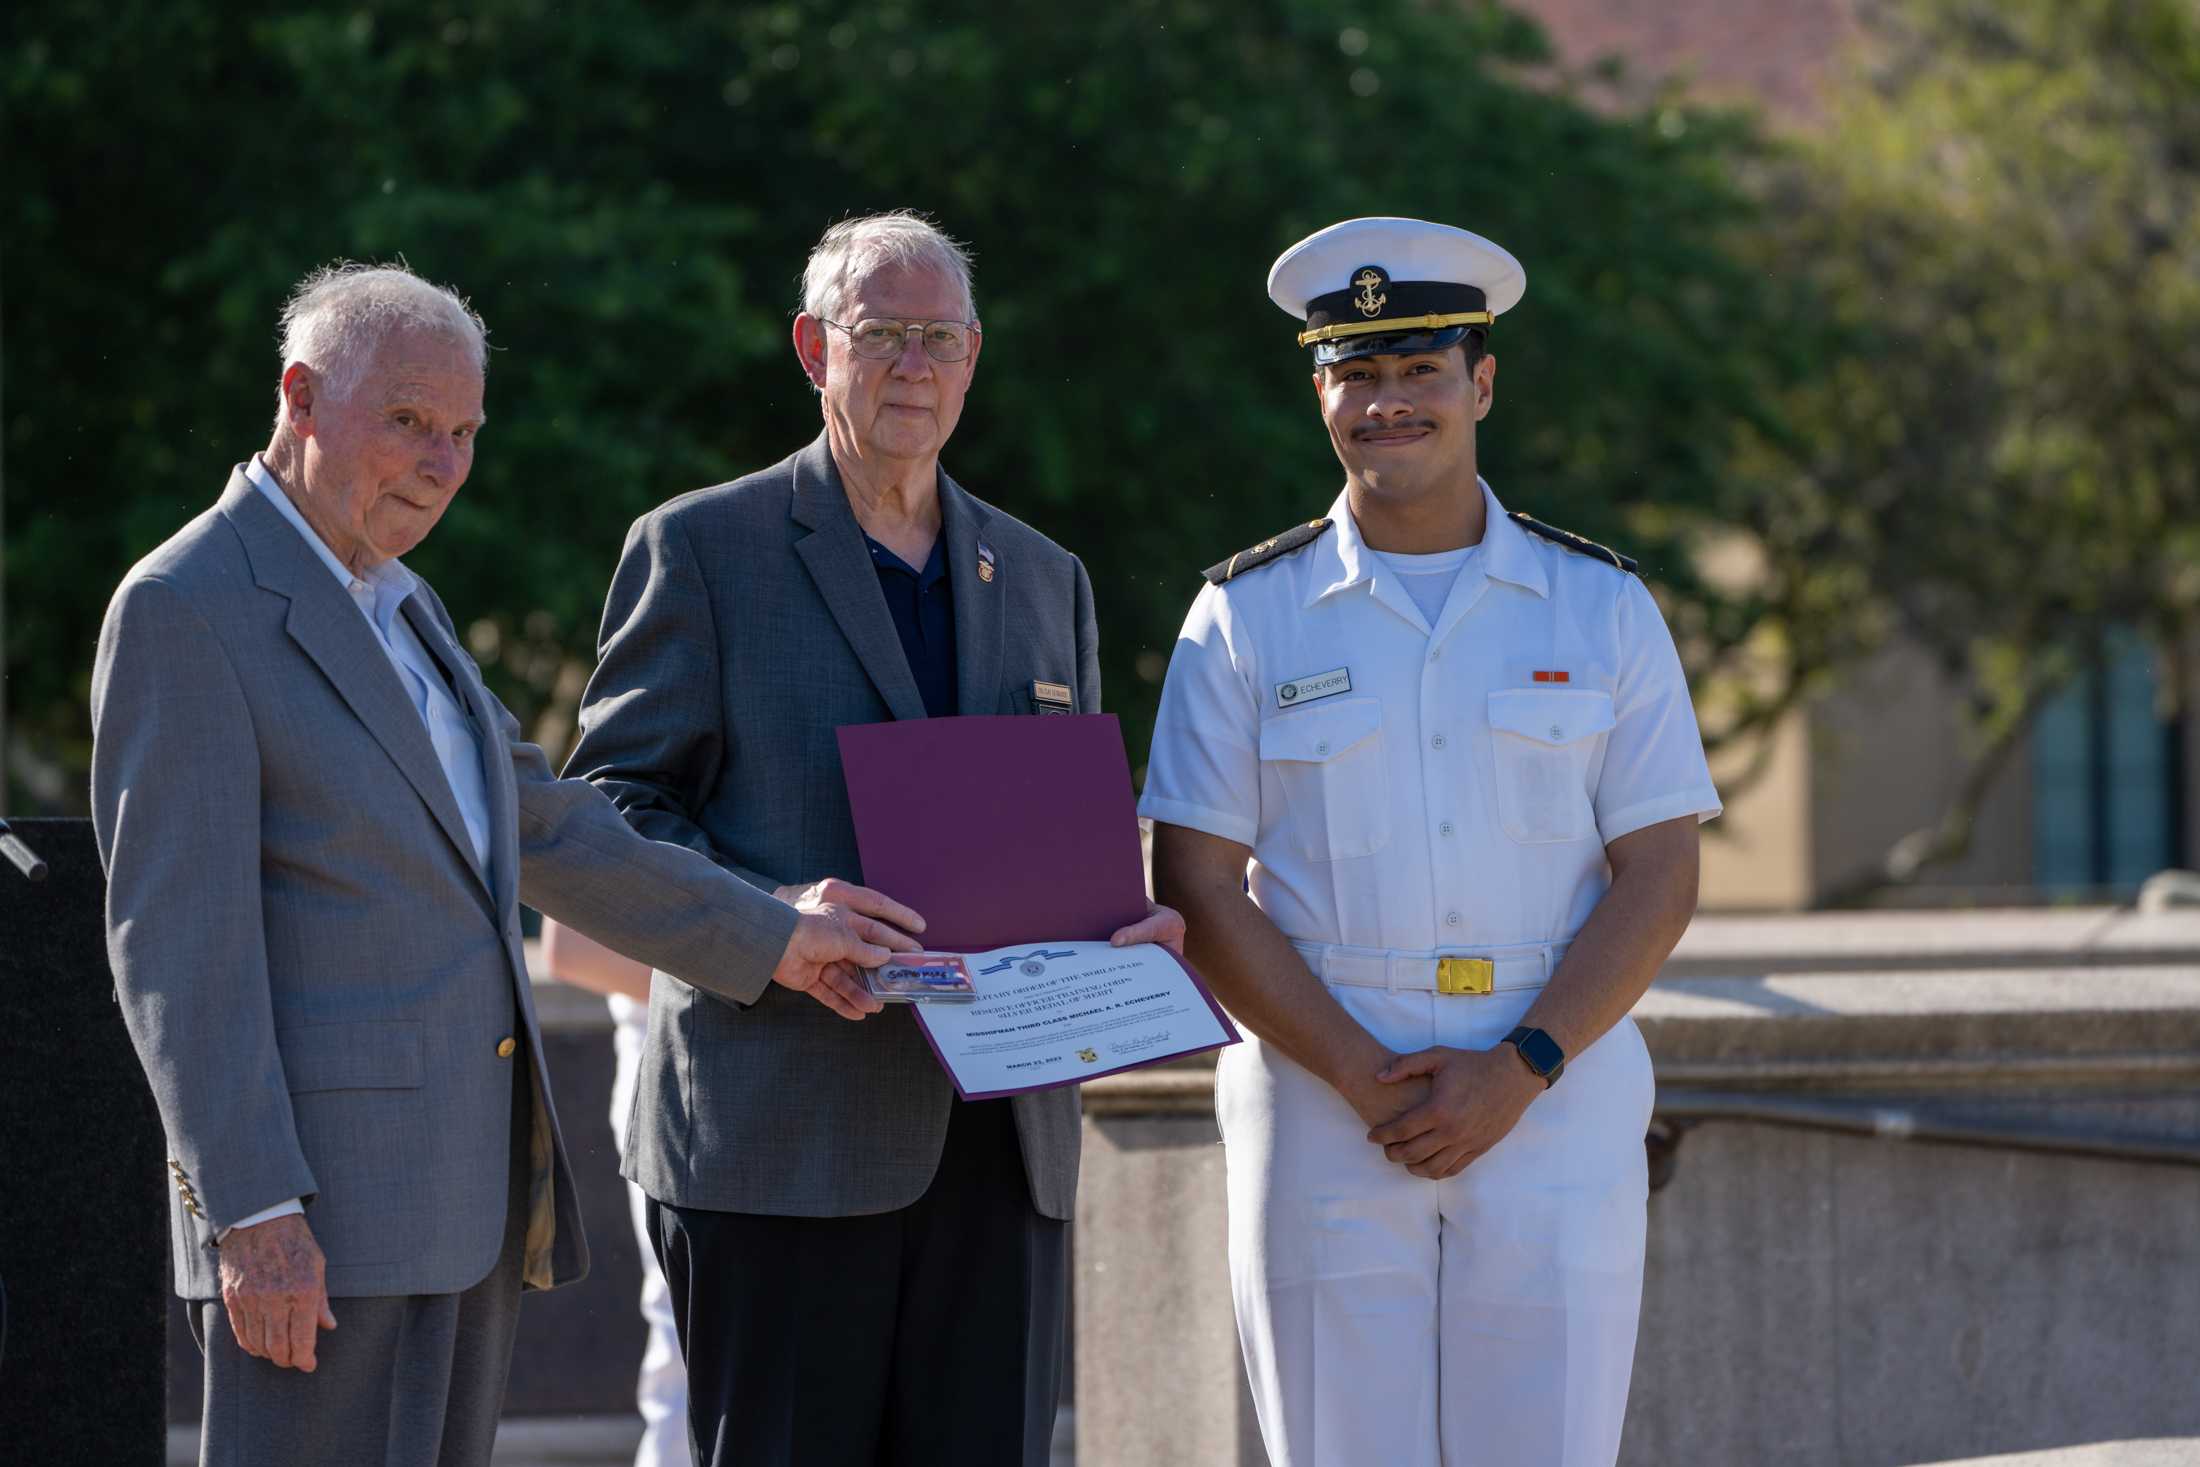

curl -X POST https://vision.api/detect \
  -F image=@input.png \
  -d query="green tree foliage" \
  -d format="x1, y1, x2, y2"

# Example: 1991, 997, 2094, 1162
5, 0, 1806, 803
1741, 0, 2200, 893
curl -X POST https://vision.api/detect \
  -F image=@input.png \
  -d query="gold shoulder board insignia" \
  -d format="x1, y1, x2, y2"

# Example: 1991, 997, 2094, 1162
1508, 512, 1640, 576
1203, 519, 1333, 585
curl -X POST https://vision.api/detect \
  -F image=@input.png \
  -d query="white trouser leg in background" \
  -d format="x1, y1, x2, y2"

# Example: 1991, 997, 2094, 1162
611, 996, 692, 1467
1217, 982, 1655, 1467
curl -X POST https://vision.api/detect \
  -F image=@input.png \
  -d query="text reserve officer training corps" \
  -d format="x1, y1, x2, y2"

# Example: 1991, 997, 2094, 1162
1143, 216, 1722, 1467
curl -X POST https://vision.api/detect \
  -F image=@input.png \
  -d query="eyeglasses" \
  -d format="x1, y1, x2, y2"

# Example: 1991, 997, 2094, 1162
819, 317, 979, 362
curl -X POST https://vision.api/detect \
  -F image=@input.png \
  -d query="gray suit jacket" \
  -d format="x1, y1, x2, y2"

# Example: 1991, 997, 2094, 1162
91, 467, 801, 1300
565, 433, 1096, 1220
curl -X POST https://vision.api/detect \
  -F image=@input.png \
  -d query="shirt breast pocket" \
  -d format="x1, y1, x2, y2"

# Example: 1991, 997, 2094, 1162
1259, 697, 1391, 861
1487, 688, 1616, 844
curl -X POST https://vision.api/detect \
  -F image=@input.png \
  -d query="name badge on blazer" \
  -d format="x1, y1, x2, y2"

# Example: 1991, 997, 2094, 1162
1031, 680, 1074, 715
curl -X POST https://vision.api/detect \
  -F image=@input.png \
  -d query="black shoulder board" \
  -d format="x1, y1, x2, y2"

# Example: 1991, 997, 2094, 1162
1509, 512, 1639, 576
1203, 519, 1333, 585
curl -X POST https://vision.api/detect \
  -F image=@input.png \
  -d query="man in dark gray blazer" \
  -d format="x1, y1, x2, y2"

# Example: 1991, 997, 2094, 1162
566, 211, 1180, 1466
90, 262, 902, 1467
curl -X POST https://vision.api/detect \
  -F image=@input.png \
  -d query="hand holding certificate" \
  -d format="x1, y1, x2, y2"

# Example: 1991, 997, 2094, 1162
838, 714, 1238, 1098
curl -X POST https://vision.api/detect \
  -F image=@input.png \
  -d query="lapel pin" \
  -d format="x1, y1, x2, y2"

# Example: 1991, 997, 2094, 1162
1532, 670, 1571, 683
977, 540, 997, 583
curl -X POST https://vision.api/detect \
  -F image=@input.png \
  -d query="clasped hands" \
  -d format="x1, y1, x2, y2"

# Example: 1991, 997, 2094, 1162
1341, 1042, 1547, 1181
770, 876, 1186, 1020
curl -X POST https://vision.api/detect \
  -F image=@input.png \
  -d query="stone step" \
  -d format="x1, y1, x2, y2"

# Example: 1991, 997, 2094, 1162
1910, 1443, 2200, 1467
1665, 908, 2200, 977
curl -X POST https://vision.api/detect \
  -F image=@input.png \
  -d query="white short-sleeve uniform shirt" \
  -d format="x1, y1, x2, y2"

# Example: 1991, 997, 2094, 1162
1140, 480, 1720, 956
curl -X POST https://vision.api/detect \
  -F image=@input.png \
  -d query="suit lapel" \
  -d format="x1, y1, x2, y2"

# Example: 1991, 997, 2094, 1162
788, 435, 929, 723
220, 470, 488, 896
940, 473, 1003, 717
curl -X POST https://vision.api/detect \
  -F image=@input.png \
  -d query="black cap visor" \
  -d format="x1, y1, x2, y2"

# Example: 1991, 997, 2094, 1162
1312, 324, 1474, 367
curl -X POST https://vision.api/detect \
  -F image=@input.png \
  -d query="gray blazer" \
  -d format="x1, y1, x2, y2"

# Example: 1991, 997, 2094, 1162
90, 467, 801, 1300
566, 434, 1096, 1220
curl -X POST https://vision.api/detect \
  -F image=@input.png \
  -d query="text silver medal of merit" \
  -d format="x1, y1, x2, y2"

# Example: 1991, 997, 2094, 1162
1276, 667, 1352, 707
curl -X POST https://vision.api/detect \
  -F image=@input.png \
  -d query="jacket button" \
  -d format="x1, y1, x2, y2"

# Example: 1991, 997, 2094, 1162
496, 1037, 517, 1059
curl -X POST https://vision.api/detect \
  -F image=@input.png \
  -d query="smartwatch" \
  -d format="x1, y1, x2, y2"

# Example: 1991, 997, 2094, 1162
1503, 1026, 1566, 1087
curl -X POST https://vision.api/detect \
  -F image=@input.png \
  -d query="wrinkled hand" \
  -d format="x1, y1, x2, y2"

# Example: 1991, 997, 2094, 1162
774, 878, 928, 950
770, 878, 927, 1020
218, 1213, 336, 1371
1108, 900, 1187, 958
1366, 1044, 1544, 1179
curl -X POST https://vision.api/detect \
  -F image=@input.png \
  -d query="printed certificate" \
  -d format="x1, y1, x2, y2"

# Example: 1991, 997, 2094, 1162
909, 940, 1238, 1099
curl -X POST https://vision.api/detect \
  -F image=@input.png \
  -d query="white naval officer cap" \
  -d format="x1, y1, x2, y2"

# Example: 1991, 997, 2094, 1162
1267, 216, 1526, 366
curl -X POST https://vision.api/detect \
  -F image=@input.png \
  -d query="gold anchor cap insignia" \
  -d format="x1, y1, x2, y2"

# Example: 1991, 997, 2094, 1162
1352, 265, 1389, 318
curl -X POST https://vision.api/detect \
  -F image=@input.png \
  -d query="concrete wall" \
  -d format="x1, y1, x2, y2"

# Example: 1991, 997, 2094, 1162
1631, 931, 2200, 1465
1634, 1104, 2200, 1466
1076, 1108, 1262, 1467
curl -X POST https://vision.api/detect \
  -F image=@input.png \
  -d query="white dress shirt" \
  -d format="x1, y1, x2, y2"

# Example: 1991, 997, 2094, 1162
1139, 478, 1721, 956
225, 457, 495, 1238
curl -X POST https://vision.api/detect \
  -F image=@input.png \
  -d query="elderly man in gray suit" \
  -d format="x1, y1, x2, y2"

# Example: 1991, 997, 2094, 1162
564, 211, 1180, 1466
90, 262, 907, 1467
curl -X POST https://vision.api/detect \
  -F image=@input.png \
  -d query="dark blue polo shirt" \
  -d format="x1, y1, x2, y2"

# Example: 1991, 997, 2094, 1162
864, 533, 957, 719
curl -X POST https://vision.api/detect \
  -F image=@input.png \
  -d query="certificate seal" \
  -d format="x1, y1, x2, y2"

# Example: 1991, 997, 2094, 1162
1021, 959, 1047, 977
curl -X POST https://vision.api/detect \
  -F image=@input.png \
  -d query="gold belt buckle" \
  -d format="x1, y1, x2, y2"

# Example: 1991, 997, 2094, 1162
1436, 956, 1494, 996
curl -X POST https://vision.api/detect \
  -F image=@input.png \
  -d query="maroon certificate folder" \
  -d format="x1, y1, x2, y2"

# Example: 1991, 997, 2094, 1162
836, 714, 1153, 950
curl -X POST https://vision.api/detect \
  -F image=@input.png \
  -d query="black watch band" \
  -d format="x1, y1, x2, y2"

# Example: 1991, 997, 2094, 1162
1504, 1026, 1566, 1087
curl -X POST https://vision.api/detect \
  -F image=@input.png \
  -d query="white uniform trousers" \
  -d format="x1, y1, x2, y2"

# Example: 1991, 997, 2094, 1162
1217, 979, 1656, 1467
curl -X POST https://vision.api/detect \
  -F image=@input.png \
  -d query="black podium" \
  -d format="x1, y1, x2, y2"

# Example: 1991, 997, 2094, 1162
0, 818, 167, 1463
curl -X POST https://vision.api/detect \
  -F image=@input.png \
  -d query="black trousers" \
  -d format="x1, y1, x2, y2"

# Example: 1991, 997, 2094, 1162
647, 1096, 1069, 1467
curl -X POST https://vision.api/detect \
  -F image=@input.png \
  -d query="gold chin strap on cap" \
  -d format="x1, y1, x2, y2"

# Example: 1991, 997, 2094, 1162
1297, 310, 1494, 348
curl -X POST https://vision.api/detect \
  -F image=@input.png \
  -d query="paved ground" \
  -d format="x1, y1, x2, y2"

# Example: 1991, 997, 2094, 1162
170, 1411, 1081, 1465
168, 1418, 2199, 1465
1915, 1445, 2200, 1467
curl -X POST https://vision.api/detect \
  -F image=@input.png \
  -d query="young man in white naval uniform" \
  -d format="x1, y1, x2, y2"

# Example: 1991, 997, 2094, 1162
1142, 217, 1721, 1467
